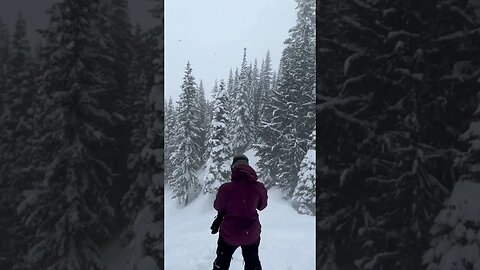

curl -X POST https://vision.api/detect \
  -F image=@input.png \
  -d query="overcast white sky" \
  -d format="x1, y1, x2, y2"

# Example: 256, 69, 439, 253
165, 0, 297, 102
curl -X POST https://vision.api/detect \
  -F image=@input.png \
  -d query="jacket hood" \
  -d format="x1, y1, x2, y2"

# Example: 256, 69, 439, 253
231, 164, 258, 182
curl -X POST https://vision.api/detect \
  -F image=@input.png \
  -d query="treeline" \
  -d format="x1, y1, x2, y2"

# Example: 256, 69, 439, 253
165, 0, 316, 215
318, 0, 480, 269
0, 0, 163, 269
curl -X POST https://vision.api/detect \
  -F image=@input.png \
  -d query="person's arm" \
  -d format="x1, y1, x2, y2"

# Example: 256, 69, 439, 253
214, 184, 227, 213
257, 183, 268, 211
210, 211, 224, 234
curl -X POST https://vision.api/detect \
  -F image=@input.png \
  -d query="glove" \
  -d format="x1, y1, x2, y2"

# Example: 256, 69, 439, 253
210, 212, 224, 234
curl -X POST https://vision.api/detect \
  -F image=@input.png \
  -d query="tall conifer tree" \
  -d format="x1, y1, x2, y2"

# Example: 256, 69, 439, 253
170, 62, 202, 205
204, 80, 231, 193
18, 2, 117, 269
231, 48, 254, 153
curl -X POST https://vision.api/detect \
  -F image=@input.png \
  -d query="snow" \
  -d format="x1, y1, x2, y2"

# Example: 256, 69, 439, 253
137, 257, 159, 270
344, 51, 365, 76
165, 148, 315, 270
164, 187, 315, 270
244, 148, 260, 171
17, 189, 42, 214
382, 8, 396, 17
386, 30, 420, 40
436, 181, 480, 224
424, 181, 480, 270
352, 0, 375, 11
101, 149, 314, 269
101, 206, 162, 270
101, 234, 133, 270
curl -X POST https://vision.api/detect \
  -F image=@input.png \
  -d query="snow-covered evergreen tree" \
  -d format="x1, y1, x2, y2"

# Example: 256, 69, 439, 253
256, 0, 315, 197
204, 80, 231, 193
0, 13, 37, 268
100, 0, 136, 214
212, 79, 219, 97
254, 84, 288, 190
277, 0, 315, 196
170, 62, 202, 205
164, 97, 177, 185
230, 67, 240, 112
258, 51, 273, 124
197, 79, 209, 162
124, 1, 164, 267
0, 11, 36, 183
317, 0, 480, 269
226, 68, 235, 115
17, 1, 117, 269
0, 15, 10, 125
250, 58, 261, 137
0, 15, 9, 90
231, 48, 254, 153
254, 67, 280, 189
120, 24, 153, 225
203, 81, 218, 161
292, 130, 316, 215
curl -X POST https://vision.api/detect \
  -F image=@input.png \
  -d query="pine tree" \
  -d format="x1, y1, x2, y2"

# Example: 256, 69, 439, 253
120, 24, 153, 225
250, 58, 261, 137
204, 80, 231, 193
164, 97, 177, 185
197, 79, 209, 162
17, 1, 117, 269
254, 69, 280, 190
271, 53, 306, 196
278, 0, 315, 196
101, 0, 136, 215
258, 51, 273, 124
170, 62, 202, 205
255, 0, 315, 197
231, 48, 254, 153
317, 0, 480, 269
203, 81, 218, 161
0, 11, 35, 183
226, 68, 235, 115
0, 12, 37, 268
0, 15, 10, 114
212, 79, 219, 97
124, 1, 164, 267
292, 130, 316, 215
0, 14, 9, 80
231, 67, 240, 112
5, 11, 36, 130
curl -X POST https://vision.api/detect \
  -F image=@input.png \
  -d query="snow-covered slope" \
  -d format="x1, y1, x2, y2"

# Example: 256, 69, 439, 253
165, 149, 315, 270
165, 187, 315, 270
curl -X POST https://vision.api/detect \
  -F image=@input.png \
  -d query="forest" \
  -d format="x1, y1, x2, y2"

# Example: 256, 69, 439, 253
164, 0, 316, 216
0, 0, 163, 269
318, 0, 480, 269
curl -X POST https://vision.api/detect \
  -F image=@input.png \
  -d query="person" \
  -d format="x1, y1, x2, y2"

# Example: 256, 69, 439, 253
210, 154, 268, 270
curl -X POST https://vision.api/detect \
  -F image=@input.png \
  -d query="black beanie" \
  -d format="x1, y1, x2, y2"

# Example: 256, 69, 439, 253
232, 154, 249, 168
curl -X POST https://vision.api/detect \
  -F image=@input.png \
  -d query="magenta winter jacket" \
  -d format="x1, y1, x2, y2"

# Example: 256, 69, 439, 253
214, 164, 268, 246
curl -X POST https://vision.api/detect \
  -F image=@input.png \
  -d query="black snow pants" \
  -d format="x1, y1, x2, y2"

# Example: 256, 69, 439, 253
212, 236, 262, 270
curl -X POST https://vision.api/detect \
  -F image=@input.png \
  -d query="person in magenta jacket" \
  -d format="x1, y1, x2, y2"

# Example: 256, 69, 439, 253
210, 154, 268, 270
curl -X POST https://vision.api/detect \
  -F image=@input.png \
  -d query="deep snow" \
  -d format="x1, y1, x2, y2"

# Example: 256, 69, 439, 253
101, 149, 316, 270
165, 149, 316, 270
164, 187, 315, 270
